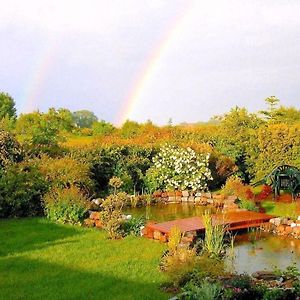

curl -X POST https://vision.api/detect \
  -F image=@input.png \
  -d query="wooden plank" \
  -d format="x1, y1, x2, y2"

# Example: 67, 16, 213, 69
146, 211, 273, 236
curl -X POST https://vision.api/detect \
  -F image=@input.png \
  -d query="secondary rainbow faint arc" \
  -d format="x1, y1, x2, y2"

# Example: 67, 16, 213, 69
22, 36, 60, 113
116, 1, 193, 126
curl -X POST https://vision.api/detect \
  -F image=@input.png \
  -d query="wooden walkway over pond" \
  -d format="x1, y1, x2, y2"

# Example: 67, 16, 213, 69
144, 211, 273, 241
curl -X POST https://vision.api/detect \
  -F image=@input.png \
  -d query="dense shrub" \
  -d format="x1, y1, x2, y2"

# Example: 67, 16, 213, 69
238, 199, 258, 211
37, 155, 93, 192
122, 216, 145, 236
0, 129, 23, 167
99, 192, 128, 239
0, 162, 48, 217
256, 185, 273, 200
222, 176, 254, 200
43, 186, 90, 225
147, 144, 212, 191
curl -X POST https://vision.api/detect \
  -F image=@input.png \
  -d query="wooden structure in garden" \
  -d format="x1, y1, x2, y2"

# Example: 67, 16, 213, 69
144, 211, 273, 241
254, 165, 300, 199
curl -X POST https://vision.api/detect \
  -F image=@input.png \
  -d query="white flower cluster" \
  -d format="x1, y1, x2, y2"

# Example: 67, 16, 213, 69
152, 144, 212, 191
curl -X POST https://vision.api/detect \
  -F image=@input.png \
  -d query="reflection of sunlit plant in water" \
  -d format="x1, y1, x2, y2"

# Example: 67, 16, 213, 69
248, 227, 262, 247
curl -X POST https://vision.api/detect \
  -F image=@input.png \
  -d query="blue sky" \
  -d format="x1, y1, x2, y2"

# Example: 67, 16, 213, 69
0, 0, 300, 125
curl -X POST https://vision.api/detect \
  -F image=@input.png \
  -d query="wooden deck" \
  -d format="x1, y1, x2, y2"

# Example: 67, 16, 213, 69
144, 211, 273, 240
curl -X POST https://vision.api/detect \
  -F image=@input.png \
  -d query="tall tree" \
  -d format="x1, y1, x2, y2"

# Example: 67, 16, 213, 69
0, 92, 17, 120
72, 110, 98, 128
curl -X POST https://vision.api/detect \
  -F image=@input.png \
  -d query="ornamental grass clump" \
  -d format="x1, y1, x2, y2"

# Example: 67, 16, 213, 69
43, 186, 90, 225
202, 210, 226, 258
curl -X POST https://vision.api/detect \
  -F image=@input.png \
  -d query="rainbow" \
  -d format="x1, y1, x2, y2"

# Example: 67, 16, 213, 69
21, 35, 61, 113
115, 1, 193, 126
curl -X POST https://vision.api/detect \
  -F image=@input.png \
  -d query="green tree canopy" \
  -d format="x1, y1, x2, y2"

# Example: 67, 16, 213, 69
72, 110, 98, 128
92, 120, 115, 136
0, 92, 17, 120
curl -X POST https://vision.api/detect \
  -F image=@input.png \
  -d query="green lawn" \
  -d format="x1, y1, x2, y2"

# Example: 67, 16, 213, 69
0, 218, 168, 300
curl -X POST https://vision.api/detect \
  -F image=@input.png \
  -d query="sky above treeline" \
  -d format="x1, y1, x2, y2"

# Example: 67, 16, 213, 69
1, 0, 300, 125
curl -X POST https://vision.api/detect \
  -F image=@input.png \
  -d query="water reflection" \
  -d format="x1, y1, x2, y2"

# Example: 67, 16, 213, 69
126, 203, 300, 274
125, 203, 214, 222
226, 233, 300, 274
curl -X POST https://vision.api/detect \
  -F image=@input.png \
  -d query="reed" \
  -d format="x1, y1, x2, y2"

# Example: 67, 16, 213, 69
202, 210, 226, 258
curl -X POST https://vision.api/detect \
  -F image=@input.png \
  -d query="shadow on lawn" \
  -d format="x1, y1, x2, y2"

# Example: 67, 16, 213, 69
0, 256, 168, 300
0, 218, 84, 257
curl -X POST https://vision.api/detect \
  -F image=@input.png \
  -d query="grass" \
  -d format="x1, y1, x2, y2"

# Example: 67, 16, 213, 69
262, 201, 298, 219
0, 218, 168, 300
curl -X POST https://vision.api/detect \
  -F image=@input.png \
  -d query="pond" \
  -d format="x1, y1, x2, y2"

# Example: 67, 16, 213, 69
226, 232, 300, 274
126, 203, 300, 274
125, 202, 216, 222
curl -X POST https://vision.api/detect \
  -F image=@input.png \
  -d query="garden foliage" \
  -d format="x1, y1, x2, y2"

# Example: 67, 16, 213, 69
43, 186, 90, 225
147, 144, 212, 191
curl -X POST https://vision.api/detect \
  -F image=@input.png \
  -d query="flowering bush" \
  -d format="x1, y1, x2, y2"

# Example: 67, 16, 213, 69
256, 185, 273, 201
222, 176, 254, 200
147, 144, 212, 191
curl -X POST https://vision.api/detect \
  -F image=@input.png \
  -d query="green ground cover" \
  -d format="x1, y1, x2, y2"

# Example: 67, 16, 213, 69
0, 218, 168, 300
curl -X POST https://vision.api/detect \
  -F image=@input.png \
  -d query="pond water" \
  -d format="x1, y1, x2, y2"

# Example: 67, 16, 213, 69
125, 202, 215, 222
226, 232, 300, 274
126, 203, 300, 274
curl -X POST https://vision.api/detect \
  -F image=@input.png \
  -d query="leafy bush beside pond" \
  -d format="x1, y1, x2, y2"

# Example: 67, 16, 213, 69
44, 186, 90, 225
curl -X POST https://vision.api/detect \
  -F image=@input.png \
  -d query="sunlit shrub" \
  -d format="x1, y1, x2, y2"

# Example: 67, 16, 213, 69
0, 162, 48, 217
256, 185, 273, 200
148, 144, 212, 191
222, 175, 254, 200
238, 199, 258, 211
44, 186, 90, 225
37, 155, 93, 192
99, 192, 128, 239
122, 216, 145, 236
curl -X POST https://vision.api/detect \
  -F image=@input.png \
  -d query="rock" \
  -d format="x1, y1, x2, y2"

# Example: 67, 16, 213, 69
84, 218, 95, 227
194, 197, 201, 203
153, 230, 161, 240
207, 198, 214, 204
195, 192, 202, 197
203, 192, 212, 198
159, 234, 167, 243
90, 211, 100, 220
285, 226, 293, 235
200, 199, 208, 205
287, 220, 294, 226
168, 196, 176, 203
140, 226, 146, 236
277, 225, 286, 235
182, 190, 189, 197
297, 216, 300, 221
95, 220, 103, 228
181, 196, 188, 202
92, 198, 101, 205
252, 271, 281, 280
281, 218, 289, 225
181, 236, 194, 244
185, 231, 197, 238
175, 191, 182, 197
272, 218, 281, 226
291, 222, 297, 228
188, 196, 195, 202
213, 194, 225, 200
293, 227, 300, 236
